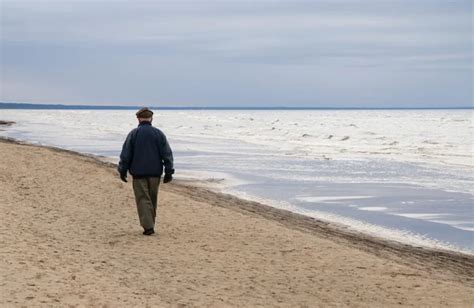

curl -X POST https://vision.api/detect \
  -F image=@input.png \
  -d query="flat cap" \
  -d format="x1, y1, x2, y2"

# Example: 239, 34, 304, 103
136, 107, 154, 118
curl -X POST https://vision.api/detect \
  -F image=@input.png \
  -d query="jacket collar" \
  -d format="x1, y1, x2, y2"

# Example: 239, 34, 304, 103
138, 121, 152, 126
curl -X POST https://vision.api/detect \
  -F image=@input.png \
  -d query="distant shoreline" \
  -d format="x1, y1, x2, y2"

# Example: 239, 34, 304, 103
1, 102, 473, 110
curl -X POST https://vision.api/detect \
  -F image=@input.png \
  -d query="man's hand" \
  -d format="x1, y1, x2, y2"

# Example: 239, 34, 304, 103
163, 173, 173, 183
120, 173, 128, 183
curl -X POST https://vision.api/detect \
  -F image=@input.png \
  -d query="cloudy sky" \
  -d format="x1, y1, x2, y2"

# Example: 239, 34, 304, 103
1, 0, 472, 107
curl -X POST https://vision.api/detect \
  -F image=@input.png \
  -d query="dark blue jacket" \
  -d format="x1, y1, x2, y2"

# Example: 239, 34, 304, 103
118, 121, 174, 178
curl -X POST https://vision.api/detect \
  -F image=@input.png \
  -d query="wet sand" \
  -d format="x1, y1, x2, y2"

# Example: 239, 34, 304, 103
0, 137, 473, 307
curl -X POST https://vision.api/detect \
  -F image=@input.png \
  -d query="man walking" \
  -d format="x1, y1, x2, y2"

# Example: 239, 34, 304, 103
118, 107, 174, 235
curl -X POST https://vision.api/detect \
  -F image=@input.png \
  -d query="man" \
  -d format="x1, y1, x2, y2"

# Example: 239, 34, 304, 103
118, 107, 174, 235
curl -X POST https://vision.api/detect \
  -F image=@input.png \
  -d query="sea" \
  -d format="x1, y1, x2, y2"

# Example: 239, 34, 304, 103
0, 109, 472, 253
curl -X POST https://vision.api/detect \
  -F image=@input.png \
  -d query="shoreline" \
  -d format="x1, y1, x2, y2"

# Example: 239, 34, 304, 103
1, 136, 473, 306
1, 136, 473, 277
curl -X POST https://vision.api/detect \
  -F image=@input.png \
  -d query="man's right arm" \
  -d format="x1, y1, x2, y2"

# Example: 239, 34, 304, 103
117, 130, 135, 178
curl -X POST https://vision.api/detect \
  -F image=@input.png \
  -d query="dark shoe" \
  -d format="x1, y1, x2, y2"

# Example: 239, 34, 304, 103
143, 228, 155, 236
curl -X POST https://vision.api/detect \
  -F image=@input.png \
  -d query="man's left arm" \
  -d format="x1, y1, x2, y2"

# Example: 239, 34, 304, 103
159, 133, 174, 183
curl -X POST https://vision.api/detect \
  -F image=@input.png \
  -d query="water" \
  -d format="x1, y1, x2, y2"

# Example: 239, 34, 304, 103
0, 109, 472, 253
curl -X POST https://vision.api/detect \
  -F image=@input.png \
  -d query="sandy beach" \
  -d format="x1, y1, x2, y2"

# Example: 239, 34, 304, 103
0, 137, 473, 307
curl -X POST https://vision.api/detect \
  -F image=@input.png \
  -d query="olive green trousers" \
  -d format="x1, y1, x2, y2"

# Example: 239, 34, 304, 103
132, 177, 161, 230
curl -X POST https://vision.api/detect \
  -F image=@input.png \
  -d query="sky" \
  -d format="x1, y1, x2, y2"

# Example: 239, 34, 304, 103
0, 0, 472, 107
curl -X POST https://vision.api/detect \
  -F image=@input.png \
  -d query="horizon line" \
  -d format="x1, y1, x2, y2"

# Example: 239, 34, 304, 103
0, 101, 472, 110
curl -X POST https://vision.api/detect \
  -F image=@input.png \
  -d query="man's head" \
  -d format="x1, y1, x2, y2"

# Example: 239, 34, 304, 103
136, 107, 154, 122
